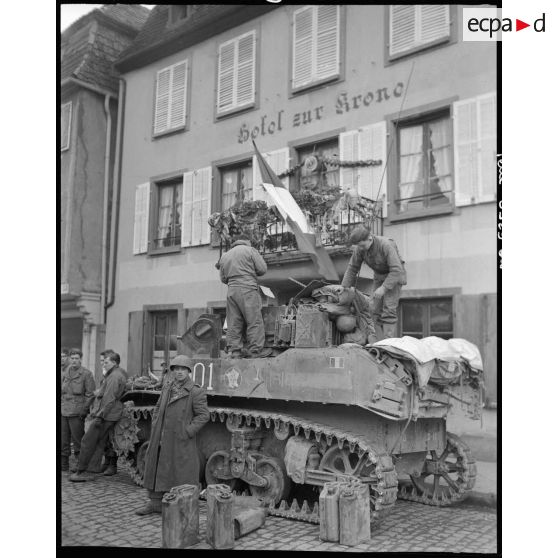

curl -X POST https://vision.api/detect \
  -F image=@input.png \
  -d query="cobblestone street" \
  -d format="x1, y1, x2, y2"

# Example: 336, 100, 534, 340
61, 461, 497, 552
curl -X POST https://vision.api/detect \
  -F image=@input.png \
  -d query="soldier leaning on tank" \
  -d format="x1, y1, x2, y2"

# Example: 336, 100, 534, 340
135, 355, 210, 516
61, 348, 96, 472
70, 351, 127, 482
218, 233, 272, 359
341, 225, 407, 340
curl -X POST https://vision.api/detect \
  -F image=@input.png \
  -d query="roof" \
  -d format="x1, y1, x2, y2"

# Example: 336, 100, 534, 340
116, 4, 278, 73
61, 4, 150, 93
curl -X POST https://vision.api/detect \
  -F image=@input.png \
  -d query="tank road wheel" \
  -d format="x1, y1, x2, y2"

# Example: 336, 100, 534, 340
126, 441, 149, 487
249, 457, 292, 505
205, 450, 239, 491
319, 446, 372, 477
399, 432, 477, 506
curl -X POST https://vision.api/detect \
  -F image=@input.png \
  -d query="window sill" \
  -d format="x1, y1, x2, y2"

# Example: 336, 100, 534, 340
290, 74, 341, 97
148, 244, 182, 257
216, 102, 256, 121
152, 125, 186, 140
386, 36, 451, 65
387, 205, 454, 223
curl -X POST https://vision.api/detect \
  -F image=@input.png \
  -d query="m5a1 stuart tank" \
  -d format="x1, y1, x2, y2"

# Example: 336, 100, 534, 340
116, 281, 483, 526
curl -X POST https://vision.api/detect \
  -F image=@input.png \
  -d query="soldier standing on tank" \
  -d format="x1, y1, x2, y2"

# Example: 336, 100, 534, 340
341, 225, 407, 340
70, 350, 127, 482
61, 349, 96, 472
218, 233, 272, 358
135, 355, 210, 515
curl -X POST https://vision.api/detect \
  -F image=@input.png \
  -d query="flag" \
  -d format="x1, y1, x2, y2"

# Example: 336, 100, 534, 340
252, 141, 339, 281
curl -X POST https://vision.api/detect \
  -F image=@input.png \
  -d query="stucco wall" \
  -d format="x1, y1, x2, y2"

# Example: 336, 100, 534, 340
107, 4, 497, 367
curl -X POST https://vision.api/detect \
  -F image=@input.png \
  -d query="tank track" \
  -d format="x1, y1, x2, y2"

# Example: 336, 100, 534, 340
123, 404, 399, 526
397, 432, 477, 507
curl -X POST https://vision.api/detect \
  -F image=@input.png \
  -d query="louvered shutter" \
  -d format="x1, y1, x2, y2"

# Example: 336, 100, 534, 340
133, 183, 150, 254
217, 41, 235, 112
390, 5, 416, 56
371, 121, 388, 217
316, 5, 339, 81
419, 5, 450, 44
454, 98, 479, 206
477, 93, 497, 203
169, 61, 187, 129
192, 167, 212, 245
293, 6, 314, 88
236, 32, 256, 107
339, 130, 359, 190
154, 67, 171, 134
181, 172, 194, 246
61, 102, 72, 151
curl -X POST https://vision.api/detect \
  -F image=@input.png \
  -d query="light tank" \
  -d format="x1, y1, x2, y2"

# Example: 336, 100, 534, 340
115, 281, 483, 526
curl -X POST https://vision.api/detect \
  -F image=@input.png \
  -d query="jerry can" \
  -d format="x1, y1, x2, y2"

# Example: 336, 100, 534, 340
339, 481, 371, 546
205, 484, 234, 549
232, 495, 267, 538
319, 482, 341, 542
161, 484, 200, 548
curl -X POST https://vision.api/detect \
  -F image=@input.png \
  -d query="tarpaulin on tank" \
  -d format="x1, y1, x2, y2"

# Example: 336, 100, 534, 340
447, 338, 483, 371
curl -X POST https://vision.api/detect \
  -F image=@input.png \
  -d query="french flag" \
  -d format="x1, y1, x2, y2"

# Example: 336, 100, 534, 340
252, 141, 339, 281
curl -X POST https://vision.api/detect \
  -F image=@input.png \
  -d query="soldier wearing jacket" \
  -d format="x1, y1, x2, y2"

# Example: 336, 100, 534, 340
218, 234, 271, 358
342, 225, 407, 340
69, 350, 127, 482
61, 348, 96, 472
135, 355, 210, 515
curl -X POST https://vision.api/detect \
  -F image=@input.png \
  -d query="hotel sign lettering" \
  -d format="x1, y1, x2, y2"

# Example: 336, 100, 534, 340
237, 82, 404, 144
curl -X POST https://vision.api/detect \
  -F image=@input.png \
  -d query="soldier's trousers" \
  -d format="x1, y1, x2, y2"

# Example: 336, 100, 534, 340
371, 277, 402, 329
61, 415, 85, 458
226, 285, 264, 355
77, 419, 116, 472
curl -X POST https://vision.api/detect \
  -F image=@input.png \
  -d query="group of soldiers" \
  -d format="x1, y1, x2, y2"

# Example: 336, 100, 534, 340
219, 224, 407, 354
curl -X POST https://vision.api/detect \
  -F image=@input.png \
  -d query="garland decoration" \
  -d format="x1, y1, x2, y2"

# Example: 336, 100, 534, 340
277, 156, 382, 179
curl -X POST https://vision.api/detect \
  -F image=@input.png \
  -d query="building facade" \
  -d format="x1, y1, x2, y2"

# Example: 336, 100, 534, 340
110, 5, 497, 404
60, 5, 149, 376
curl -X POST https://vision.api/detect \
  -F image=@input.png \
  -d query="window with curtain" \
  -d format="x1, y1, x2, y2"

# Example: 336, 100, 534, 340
154, 180, 182, 249
220, 161, 253, 211
399, 298, 453, 339
150, 311, 178, 378
295, 138, 339, 192
396, 112, 452, 215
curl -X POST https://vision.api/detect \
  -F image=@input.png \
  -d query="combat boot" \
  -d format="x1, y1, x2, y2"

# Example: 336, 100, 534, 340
134, 499, 162, 516
103, 456, 118, 476
69, 471, 95, 482
248, 347, 273, 359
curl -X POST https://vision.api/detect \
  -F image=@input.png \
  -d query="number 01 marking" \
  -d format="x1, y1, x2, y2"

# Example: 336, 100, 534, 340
193, 362, 214, 391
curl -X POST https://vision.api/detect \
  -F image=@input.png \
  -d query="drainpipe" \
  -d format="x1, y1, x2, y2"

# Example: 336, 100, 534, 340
100, 93, 112, 321
105, 78, 126, 314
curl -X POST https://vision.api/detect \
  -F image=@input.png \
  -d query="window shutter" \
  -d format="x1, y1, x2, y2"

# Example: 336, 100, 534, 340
390, 5, 416, 56
371, 121, 388, 218
154, 67, 171, 134
169, 60, 187, 129
339, 130, 359, 190
477, 92, 497, 203
315, 5, 339, 81
217, 41, 235, 112
293, 6, 314, 88
133, 183, 150, 254
61, 102, 72, 151
236, 32, 256, 107
192, 167, 212, 245
419, 5, 450, 44
357, 122, 387, 217
127, 311, 145, 376
181, 172, 194, 246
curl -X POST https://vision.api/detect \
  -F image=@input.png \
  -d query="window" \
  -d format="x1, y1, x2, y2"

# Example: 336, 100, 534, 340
168, 5, 190, 26
399, 298, 453, 339
389, 5, 450, 58
153, 179, 182, 250
220, 161, 253, 211
153, 60, 188, 136
395, 111, 452, 216
217, 31, 256, 116
150, 311, 178, 378
61, 102, 72, 151
292, 5, 340, 91
295, 138, 339, 192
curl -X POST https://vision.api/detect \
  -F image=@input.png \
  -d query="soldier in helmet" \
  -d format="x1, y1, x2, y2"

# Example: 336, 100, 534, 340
135, 355, 210, 515
342, 225, 407, 340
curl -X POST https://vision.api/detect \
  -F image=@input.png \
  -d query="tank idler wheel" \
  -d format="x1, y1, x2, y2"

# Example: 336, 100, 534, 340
205, 450, 239, 491
249, 457, 291, 505
401, 432, 477, 506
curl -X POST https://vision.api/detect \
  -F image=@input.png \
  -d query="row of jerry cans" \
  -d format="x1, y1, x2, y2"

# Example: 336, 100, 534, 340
319, 479, 371, 546
161, 483, 267, 549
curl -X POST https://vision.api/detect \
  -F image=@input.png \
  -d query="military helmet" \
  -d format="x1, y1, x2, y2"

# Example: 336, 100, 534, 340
335, 314, 357, 333
169, 355, 192, 372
